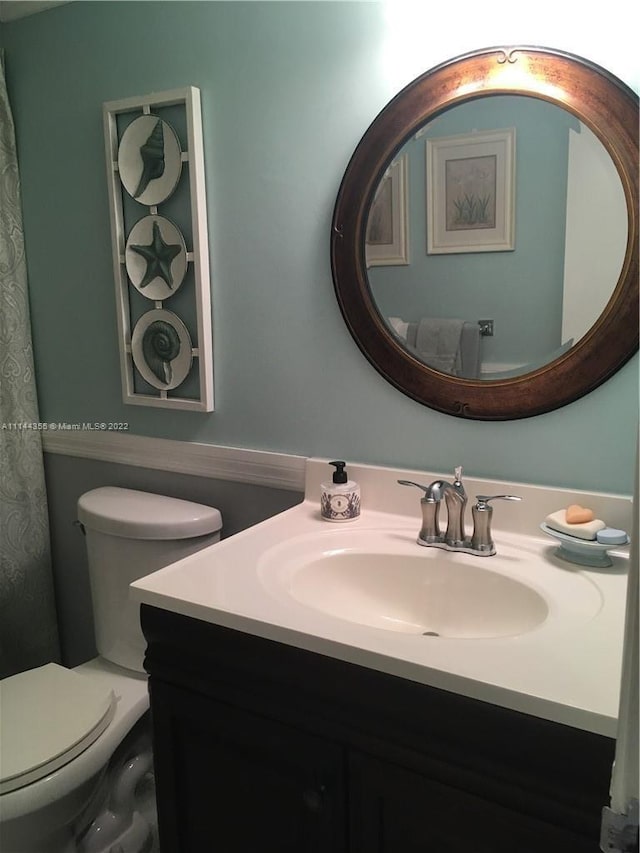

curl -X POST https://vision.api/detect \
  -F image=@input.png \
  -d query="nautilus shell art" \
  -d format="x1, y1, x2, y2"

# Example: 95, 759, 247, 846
142, 320, 181, 385
131, 309, 193, 391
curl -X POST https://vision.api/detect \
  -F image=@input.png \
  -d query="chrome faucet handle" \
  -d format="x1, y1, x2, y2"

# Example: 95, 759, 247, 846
397, 480, 442, 543
475, 494, 522, 507
450, 466, 467, 509
397, 480, 430, 495
471, 494, 522, 554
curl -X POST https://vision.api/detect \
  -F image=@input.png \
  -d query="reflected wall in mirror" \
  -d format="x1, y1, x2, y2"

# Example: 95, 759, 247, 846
367, 98, 627, 380
331, 47, 638, 419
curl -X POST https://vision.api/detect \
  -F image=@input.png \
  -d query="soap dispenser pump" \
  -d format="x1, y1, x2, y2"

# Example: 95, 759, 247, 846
321, 461, 361, 522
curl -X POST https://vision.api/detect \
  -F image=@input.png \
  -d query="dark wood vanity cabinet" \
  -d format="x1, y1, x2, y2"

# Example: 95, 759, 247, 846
141, 605, 614, 853
149, 679, 346, 851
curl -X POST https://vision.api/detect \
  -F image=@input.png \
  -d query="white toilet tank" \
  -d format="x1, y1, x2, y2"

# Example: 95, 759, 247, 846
78, 487, 222, 673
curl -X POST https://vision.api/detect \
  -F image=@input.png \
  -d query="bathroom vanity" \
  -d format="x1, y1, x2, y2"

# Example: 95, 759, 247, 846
141, 604, 614, 852
132, 460, 631, 853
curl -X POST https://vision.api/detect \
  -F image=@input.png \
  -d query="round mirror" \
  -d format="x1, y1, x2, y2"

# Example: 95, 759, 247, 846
331, 47, 638, 419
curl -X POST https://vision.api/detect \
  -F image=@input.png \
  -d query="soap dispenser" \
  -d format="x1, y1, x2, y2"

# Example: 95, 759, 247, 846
321, 461, 360, 522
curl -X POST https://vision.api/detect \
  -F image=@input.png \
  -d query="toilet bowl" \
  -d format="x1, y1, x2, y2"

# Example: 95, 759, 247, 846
0, 487, 222, 853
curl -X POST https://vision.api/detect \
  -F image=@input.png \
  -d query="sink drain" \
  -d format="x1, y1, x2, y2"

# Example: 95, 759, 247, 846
422, 631, 440, 637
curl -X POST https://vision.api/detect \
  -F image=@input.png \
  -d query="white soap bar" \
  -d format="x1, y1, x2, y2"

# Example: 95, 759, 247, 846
545, 509, 606, 541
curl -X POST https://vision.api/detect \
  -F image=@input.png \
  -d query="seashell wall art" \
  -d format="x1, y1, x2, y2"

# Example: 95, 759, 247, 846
131, 309, 192, 389
103, 87, 213, 410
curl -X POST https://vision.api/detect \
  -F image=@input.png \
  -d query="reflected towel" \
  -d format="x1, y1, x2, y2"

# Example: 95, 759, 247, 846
415, 318, 464, 374
459, 322, 481, 379
387, 316, 410, 342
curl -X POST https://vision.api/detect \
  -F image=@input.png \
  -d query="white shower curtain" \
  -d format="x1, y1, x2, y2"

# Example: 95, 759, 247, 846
0, 49, 59, 677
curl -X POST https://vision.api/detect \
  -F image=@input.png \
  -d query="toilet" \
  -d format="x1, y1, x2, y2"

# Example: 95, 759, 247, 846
0, 487, 222, 853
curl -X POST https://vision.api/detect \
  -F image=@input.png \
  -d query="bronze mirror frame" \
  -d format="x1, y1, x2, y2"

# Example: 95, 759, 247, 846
331, 46, 638, 420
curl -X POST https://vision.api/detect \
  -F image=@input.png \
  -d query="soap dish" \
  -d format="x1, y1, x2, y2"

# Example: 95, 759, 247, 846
540, 523, 629, 568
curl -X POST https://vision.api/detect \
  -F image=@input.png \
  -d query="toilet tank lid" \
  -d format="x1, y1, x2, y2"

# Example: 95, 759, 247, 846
78, 487, 222, 539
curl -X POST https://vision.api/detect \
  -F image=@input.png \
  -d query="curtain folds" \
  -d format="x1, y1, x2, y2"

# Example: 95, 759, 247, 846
0, 49, 60, 677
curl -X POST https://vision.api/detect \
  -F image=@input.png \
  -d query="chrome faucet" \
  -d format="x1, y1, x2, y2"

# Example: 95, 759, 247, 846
470, 494, 522, 554
398, 467, 521, 557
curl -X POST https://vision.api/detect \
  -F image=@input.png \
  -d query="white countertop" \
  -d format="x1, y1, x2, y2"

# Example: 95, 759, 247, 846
131, 466, 628, 737
131, 459, 631, 738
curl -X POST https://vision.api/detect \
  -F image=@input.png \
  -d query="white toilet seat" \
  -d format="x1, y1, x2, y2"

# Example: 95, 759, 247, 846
0, 658, 151, 853
0, 663, 116, 794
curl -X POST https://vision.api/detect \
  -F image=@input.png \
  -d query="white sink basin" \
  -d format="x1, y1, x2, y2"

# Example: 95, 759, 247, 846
280, 551, 548, 638
258, 528, 602, 640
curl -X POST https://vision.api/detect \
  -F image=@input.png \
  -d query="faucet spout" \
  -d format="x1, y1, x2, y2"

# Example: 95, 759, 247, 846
424, 480, 448, 502
425, 473, 467, 547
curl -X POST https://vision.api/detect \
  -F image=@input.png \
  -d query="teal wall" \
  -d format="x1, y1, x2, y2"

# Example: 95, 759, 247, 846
1, 1, 638, 492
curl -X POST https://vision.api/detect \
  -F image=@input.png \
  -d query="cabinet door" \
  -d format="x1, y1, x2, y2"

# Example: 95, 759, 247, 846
349, 752, 598, 853
150, 679, 347, 853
